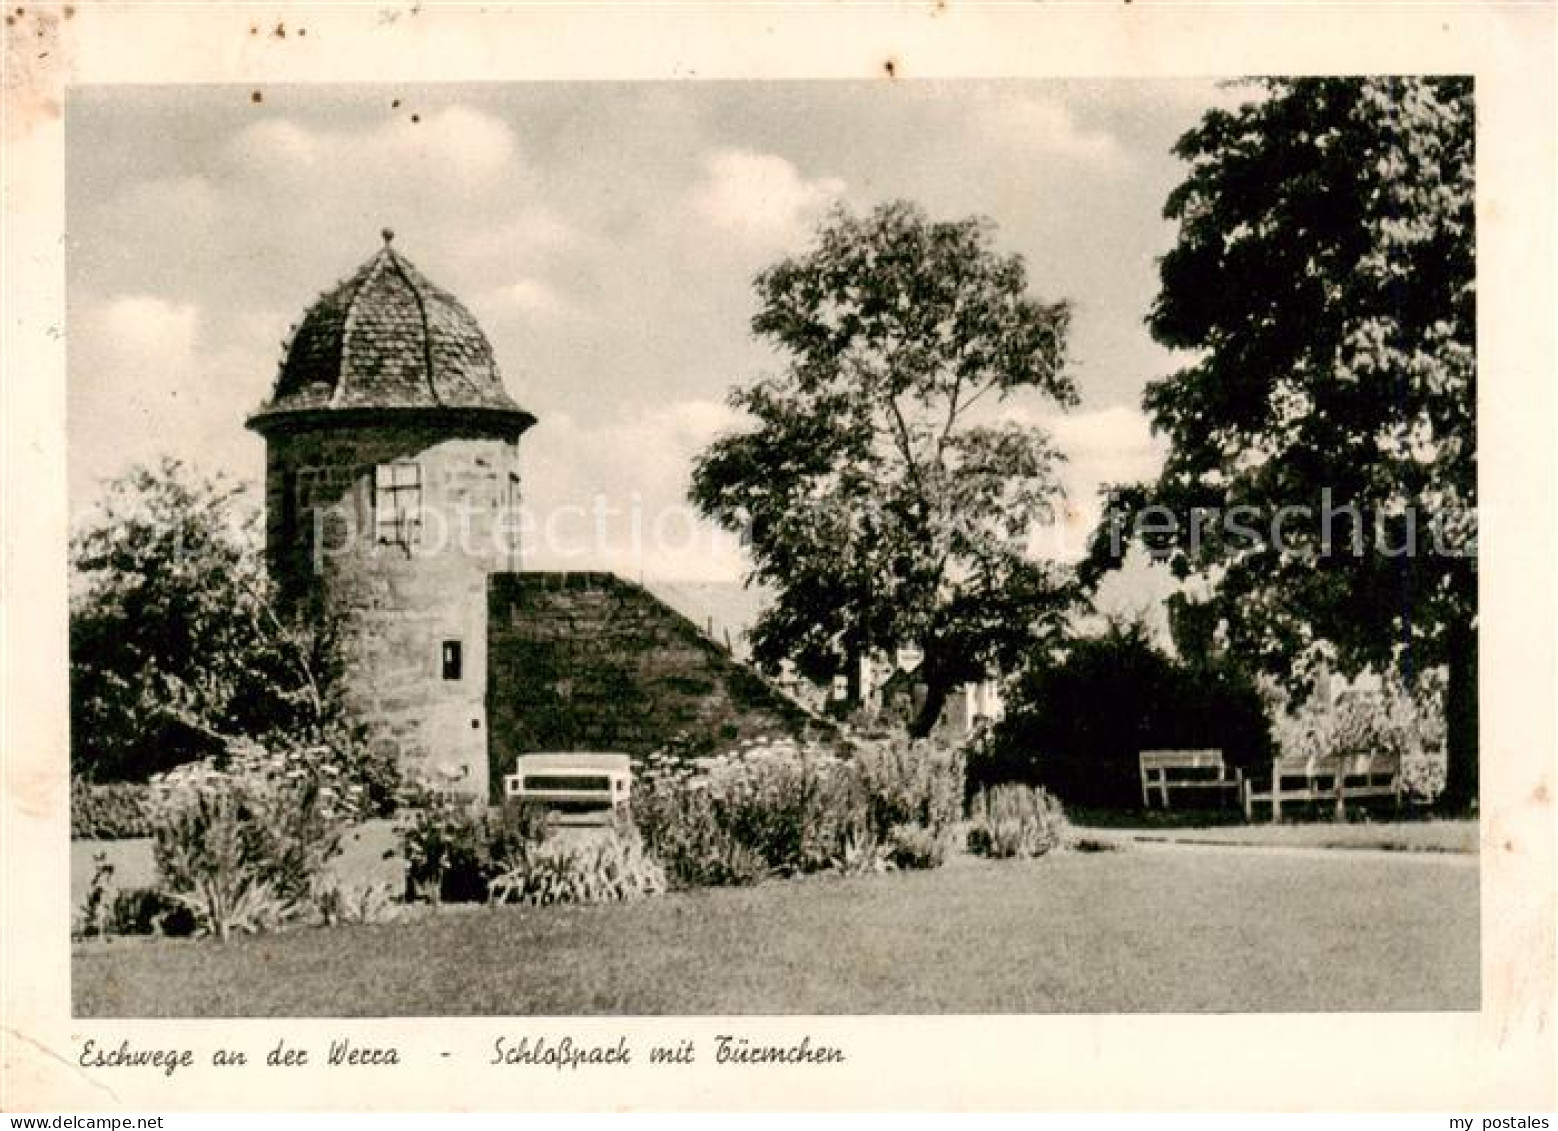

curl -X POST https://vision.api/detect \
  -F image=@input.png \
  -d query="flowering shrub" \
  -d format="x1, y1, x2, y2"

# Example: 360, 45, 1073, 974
397, 793, 667, 908
399, 797, 499, 904
147, 741, 353, 938
967, 783, 1069, 859
1273, 678, 1448, 805
71, 779, 155, 840
854, 736, 965, 869
1400, 751, 1447, 803
488, 828, 667, 907
629, 784, 767, 887
107, 887, 198, 937
396, 792, 549, 904
315, 879, 402, 926
634, 735, 967, 886
885, 822, 950, 869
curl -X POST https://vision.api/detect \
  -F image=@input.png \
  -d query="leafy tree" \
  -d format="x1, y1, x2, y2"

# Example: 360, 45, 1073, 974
1082, 78, 1477, 807
70, 460, 381, 796
692, 201, 1078, 735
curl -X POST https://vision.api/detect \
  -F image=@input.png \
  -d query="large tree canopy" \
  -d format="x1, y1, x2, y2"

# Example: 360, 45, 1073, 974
1083, 78, 1477, 805
692, 201, 1079, 735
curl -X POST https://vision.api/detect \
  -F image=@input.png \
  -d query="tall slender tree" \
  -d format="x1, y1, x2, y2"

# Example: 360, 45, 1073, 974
693, 201, 1079, 735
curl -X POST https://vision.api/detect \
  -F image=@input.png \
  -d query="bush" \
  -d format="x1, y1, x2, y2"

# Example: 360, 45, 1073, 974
398, 797, 498, 904
397, 795, 669, 908
71, 779, 155, 840
314, 880, 401, 926
980, 619, 1274, 808
630, 784, 767, 888
75, 852, 197, 939
855, 736, 964, 842
634, 735, 967, 886
106, 887, 198, 937
855, 736, 964, 870
1401, 751, 1447, 804
635, 740, 857, 884
1273, 679, 1448, 806
967, 783, 1069, 859
396, 793, 545, 904
147, 743, 351, 938
885, 822, 951, 870
488, 829, 667, 907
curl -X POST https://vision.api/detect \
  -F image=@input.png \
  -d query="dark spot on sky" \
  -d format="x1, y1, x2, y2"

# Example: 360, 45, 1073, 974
392, 98, 401, 108
883, 58, 897, 79
249, 24, 258, 35
251, 90, 263, 104
411, 113, 420, 124
4, 15, 13, 25
273, 21, 286, 38
297, 26, 306, 36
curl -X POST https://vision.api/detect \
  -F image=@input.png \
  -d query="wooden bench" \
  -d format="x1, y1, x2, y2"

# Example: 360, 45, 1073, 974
502, 752, 632, 825
1242, 749, 1402, 821
1138, 749, 1242, 810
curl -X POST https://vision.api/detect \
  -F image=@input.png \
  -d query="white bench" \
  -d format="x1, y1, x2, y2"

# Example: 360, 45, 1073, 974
1243, 750, 1402, 821
503, 752, 632, 824
1138, 749, 1242, 810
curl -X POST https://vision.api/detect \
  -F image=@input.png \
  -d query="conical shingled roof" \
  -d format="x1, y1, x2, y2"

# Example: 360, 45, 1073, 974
248, 232, 534, 435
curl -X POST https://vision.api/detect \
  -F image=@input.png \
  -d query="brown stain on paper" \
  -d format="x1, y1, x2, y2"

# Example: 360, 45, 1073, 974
2, 3, 68, 140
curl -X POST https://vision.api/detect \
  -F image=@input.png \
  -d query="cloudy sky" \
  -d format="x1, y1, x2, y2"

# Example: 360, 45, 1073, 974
67, 79, 1243, 620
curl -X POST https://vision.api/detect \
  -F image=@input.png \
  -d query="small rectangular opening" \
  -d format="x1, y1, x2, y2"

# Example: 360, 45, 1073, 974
441, 639, 463, 681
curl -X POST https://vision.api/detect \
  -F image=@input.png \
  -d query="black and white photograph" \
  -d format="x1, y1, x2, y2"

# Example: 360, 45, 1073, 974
4, 1, 1554, 1113
62, 74, 1481, 1017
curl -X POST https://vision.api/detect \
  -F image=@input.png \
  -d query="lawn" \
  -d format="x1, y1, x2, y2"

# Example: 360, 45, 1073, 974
73, 846, 1478, 1016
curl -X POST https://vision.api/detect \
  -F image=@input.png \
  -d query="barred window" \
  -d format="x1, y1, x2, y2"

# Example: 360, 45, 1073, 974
374, 462, 421, 548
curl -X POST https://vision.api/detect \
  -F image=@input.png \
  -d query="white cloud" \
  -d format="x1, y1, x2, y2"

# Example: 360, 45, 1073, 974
70, 294, 271, 508
98, 294, 200, 363
519, 399, 748, 582
690, 149, 845, 248
970, 97, 1124, 166
225, 118, 321, 173
453, 209, 587, 267
479, 279, 581, 322
999, 403, 1166, 561
223, 106, 520, 190
1040, 404, 1164, 474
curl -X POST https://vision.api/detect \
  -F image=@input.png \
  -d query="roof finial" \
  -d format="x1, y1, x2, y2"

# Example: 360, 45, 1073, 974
381, 227, 395, 245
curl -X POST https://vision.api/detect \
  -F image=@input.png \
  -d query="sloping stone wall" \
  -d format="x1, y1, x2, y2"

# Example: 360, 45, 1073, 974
486, 572, 827, 801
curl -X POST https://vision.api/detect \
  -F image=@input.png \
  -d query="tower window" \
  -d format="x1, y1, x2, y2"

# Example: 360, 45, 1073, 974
441, 639, 463, 681
374, 462, 421, 548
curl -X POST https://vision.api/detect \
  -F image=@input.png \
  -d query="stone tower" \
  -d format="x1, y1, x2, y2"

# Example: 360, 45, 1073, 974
247, 231, 534, 791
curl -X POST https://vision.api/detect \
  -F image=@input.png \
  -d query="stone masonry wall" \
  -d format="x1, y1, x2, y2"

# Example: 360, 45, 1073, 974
486, 572, 828, 801
265, 420, 524, 792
